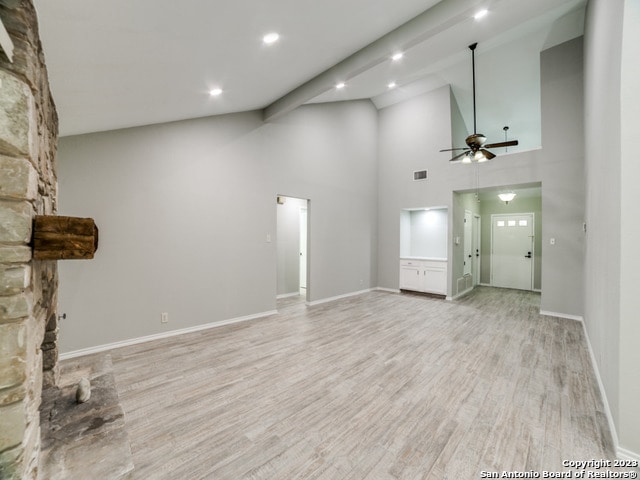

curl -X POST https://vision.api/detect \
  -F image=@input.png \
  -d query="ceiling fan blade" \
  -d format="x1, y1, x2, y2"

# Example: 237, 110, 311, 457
480, 149, 496, 160
439, 147, 468, 152
450, 150, 470, 162
484, 139, 519, 149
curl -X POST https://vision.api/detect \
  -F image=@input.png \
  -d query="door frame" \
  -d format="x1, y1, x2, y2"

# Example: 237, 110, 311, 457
472, 214, 481, 286
299, 206, 308, 294
275, 195, 310, 304
463, 210, 473, 276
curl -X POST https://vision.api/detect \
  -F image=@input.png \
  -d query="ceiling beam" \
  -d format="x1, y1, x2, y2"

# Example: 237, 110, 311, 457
262, 0, 489, 122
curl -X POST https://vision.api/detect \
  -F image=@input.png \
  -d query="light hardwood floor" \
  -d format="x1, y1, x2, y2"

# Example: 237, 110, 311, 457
88, 287, 621, 479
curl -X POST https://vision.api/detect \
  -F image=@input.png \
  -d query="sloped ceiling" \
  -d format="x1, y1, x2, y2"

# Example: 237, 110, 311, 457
33, 0, 585, 146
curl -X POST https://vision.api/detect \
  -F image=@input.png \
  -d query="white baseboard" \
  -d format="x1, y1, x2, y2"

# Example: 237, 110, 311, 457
539, 310, 584, 322
60, 309, 278, 360
375, 287, 400, 294
276, 292, 300, 299
307, 288, 373, 306
450, 286, 474, 301
546, 313, 640, 462
578, 317, 622, 460
617, 446, 640, 463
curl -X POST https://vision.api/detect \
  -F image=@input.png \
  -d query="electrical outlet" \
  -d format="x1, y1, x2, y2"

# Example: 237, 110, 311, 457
161, 312, 169, 324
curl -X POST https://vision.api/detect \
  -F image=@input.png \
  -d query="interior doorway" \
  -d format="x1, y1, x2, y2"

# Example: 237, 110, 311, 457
299, 207, 307, 294
453, 183, 541, 296
276, 195, 310, 304
491, 213, 534, 290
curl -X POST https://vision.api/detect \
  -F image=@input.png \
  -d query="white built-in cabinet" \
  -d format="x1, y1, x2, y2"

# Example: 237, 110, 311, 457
399, 258, 447, 295
399, 207, 448, 295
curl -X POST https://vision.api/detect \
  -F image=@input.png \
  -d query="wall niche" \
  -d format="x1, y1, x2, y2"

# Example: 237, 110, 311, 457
399, 207, 448, 296
400, 207, 448, 260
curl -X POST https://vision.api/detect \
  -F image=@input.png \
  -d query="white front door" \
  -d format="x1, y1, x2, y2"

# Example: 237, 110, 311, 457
491, 213, 534, 290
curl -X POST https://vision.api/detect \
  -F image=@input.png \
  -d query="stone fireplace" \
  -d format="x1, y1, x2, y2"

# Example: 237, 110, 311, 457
0, 1, 60, 478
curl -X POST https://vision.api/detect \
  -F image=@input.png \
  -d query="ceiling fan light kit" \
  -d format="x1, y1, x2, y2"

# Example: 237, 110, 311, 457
441, 43, 519, 163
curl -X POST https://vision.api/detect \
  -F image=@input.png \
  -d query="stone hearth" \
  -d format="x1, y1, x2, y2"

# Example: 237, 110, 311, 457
39, 354, 134, 480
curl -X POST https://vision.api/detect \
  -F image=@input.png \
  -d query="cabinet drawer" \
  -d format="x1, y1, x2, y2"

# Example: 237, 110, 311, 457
400, 260, 420, 267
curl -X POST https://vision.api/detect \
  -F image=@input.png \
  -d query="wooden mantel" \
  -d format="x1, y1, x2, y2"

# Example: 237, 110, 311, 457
32, 215, 99, 260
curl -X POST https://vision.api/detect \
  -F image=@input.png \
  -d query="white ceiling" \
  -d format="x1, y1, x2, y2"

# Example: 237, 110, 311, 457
33, 0, 586, 144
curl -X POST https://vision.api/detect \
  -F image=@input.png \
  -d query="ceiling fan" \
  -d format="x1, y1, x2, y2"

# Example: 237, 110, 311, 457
441, 43, 518, 163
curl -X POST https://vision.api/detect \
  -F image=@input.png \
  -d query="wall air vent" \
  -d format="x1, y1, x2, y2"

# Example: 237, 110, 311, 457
413, 170, 428, 181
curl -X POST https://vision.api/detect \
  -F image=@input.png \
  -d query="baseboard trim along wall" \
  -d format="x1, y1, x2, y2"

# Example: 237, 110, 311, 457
539, 310, 584, 322
60, 309, 278, 360
276, 292, 300, 299
578, 316, 622, 460
375, 287, 400, 294
617, 446, 640, 463
579, 317, 640, 462
449, 286, 474, 301
307, 288, 374, 306
62, 289, 385, 358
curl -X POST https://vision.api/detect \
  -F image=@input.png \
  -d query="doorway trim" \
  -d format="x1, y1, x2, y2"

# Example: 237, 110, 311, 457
275, 195, 310, 305
299, 206, 308, 295
472, 214, 481, 286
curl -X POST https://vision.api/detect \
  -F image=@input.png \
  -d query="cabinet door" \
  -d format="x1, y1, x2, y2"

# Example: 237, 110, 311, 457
400, 265, 422, 291
423, 263, 447, 294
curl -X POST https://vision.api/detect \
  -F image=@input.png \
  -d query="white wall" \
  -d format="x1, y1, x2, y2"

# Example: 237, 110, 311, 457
619, 0, 640, 458
538, 37, 586, 318
583, 0, 623, 448
585, 0, 640, 458
265, 102, 379, 301
377, 85, 456, 293
57, 101, 378, 352
377, 39, 585, 316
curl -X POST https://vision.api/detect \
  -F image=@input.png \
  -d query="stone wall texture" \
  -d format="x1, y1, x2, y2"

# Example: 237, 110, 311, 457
0, 1, 59, 479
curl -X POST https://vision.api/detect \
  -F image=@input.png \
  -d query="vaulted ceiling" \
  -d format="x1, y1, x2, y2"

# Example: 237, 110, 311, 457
34, 0, 586, 148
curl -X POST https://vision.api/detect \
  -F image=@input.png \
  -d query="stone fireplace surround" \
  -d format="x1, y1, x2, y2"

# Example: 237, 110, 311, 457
1, 4, 134, 479
1, 1, 59, 478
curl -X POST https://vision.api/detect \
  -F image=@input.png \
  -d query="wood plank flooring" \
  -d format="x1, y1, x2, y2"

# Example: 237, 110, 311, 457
76, 287, 622, 479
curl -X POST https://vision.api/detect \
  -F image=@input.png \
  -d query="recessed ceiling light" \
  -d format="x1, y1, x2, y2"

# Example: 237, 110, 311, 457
209, 88, 223, 97
392, 52, 404, 61
388, 81, 397, 89
336, 82, 346, 89
474, 9, 488, 20
263, 32, 280, 45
